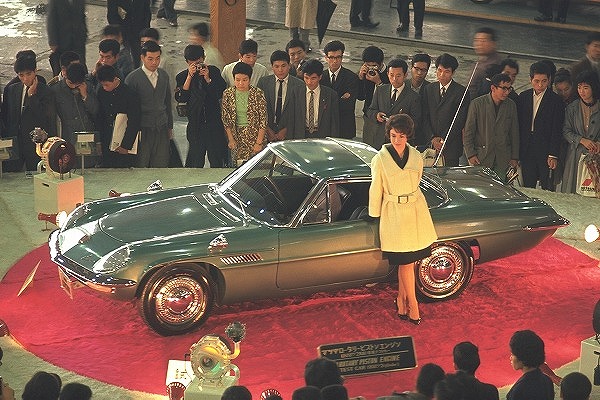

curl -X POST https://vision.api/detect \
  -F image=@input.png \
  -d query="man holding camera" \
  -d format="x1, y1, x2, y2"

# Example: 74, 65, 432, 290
175, 45, 227, 168
357, 46, 389, 142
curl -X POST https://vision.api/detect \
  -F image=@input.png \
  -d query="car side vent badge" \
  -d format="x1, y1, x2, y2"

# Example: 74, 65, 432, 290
208, 234, 228, 253
220, 253, 263, 265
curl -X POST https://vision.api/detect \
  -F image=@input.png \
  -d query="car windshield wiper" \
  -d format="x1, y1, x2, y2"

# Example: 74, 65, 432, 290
224, 188, 248, 220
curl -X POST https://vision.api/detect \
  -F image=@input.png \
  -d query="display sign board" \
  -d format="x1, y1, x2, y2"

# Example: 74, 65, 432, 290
0, 137, 19, 160
318, 336, 417, 376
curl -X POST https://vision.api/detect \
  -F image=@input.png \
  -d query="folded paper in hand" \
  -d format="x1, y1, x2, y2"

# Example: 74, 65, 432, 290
110, 113, 139, 154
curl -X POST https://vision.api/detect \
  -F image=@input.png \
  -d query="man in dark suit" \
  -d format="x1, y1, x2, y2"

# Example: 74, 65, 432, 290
453, 342, 499, 400
107, 0, 151, 69
298, 59, 340, 138
407, 53, 431, 95
2, 55, 56, 172
517, 61, 565, 191
46, 0, 87, 76
258, 50, 305, 142
422, 53, 470, 166
570, 32, 600, 83
321, 40, 359, 139
365, 58, 421, 150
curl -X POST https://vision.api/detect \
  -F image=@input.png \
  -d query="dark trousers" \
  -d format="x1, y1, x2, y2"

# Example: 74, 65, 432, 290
185, 121, 227, 168
157, 0, 177, 22
521, 138, 555, 191
397, 0, 425, 29
137, 126, 170, 168
539, 0, 570, 19
49, 46, 87, 76
350, 0, 372, 21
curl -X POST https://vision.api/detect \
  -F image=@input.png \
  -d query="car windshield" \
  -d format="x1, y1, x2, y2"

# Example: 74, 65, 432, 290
218, 149, 317, 225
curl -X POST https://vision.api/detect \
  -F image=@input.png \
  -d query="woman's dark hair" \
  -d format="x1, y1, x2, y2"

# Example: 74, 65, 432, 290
22, 371, 61, 400
416, 363, 446, 398
509, 329, 545, 368
304, 358, 343, 389
59, 383, 92, 400
385, 114, 415, 140
232, 61, 253, 79
574, 70, 600, 101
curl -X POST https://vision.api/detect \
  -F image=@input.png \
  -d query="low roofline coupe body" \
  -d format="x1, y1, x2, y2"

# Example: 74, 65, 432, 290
49, 138, 568, 335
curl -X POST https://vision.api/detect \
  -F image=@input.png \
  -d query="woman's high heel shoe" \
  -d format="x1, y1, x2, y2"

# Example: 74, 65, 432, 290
408, 317, 422, 325
394, 299, 409, 320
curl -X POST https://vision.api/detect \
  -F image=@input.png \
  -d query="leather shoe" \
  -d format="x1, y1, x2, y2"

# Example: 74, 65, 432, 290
415, 29, 423, 38
363, 20, 380, 28
396, 24, 408, 32
534, 13, 552, 22
554, 17, 566, 23
350, 18, 362, 27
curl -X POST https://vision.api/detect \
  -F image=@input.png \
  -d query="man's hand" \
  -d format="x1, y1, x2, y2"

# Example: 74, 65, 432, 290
341, 92, 351, 99
431, 137, 444, 151
468, 155, 480, 166
265, 127, 277, 142
1, 381, 16, 400
168, 129, 173, 140
27, 76, 38, 96
114, 146, 129, 155
376, 112, 387, 123
78, 81, 88, 99
509, 159, 519, 168
547, 157, 557, 169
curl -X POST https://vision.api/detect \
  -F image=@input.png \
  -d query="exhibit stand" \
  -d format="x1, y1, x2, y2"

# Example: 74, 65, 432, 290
33, 173, 84, 214
579, 336, 600, 384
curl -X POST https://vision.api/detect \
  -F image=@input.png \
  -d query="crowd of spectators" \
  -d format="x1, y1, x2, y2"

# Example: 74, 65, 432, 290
215, 330, 593, 400
0, 8, 599, 190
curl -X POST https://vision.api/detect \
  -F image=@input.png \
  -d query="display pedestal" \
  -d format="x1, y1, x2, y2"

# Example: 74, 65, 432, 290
34, 173, 84, 214
579, 336, 600, 383
165, 360, 239, 400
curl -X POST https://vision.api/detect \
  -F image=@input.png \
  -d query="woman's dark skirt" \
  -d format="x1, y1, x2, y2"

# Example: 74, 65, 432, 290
384, 245, 432, 266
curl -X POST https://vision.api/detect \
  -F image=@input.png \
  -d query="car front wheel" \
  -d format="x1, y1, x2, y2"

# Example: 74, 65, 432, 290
138, 265, 215, 336
416, 242, 473, 301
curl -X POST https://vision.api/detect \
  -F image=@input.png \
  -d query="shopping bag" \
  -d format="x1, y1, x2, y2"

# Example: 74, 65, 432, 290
576, 153, 600, 197
111, 113, 140, 154
421, 147, 444, 167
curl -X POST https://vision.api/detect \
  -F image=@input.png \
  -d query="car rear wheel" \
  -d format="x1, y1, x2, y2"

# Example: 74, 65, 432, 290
138, 266, 215, 336
416, 242, 473, 301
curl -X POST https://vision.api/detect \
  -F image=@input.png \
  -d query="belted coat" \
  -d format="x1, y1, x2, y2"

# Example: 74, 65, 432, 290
368, 144, 437, 253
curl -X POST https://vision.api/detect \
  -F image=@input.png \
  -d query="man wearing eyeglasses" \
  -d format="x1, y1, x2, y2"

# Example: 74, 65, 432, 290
407, 53, 431, 95
321, 40, 359, 139
463, 73, 519, 181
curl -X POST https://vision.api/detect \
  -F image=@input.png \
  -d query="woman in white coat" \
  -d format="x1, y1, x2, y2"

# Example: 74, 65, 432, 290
285, 0, 317, 52
368, 114, 437, 325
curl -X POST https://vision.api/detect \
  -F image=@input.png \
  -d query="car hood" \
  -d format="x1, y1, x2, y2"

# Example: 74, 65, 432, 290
99, 194, 228, 242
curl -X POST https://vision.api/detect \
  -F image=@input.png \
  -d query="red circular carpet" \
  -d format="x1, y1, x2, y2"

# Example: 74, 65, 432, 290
0, 238, 598, 399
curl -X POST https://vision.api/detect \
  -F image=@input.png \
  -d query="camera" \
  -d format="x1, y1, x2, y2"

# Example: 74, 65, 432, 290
195, 62, 207, 70
367, 67, 378, 77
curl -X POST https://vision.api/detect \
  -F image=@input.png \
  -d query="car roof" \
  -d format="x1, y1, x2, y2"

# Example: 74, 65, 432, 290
268, 138, 377, 179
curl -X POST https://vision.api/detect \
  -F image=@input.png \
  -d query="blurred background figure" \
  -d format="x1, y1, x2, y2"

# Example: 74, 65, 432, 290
285, 0, 317, 52
47, 0, 87, 76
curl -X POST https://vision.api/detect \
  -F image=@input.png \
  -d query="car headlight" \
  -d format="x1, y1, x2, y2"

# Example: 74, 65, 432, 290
92, 246, 131, 274
62, 204, 87, 230
58, 221, 99, 253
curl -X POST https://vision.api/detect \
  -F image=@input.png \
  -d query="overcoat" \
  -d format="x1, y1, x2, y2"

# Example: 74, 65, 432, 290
368, 144, 437, 253
561, 99, 600, 193
285, 0, 317, 29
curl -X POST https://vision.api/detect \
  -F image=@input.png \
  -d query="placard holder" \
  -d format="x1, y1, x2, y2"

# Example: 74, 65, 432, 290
75, 132, 97, 175
0, 137, 17, 179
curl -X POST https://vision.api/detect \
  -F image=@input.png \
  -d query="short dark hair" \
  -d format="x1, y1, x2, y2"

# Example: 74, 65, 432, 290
239, 39, 258, 55
304, 358, 343, 389
59, 51, 81, 68
141, 40, 162, 55
99, 39, 120, 56
361, 46, 384, 64
97, 64, 119, 82
140, 27, 160, 41
302, 59, 324, 76
433, 374, 465, 400
286, 39, 306, 52
184, 44, 205, 61
292, 386, 322, 400
385, 113, 415, 140
59, 383, 92, 400
435, 53, 459, 72
509, 330, 545, 368
416, 363, 446, 398
270, 50, 290, 65
585, 31, 600, 45
412, 53, 431, 67
232, 61, 253, 79
388, 58, 408, 74
453, 342, 480, 375
22, 371, 61, 400
102, 24, 122, 38
491, 73, 511, 87
66, 63, 87, 84
189, 22, 209, 38
475, 26, 497, 42
574, 70, 600, 100
323, 40, 345, 55
560, 372, 592, 400
500, 58, 519, 73
554, 67, 572, 85
16, 49, 36, 61
529, 61, 552, 79
14, 55, 37, 73
221, 385, 252, 400
320, 384, 348, 400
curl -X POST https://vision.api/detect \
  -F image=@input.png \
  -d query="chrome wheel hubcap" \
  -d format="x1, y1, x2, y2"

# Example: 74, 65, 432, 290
155, 276, 207, 325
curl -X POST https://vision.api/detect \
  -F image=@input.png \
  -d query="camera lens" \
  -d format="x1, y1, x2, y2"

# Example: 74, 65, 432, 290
367, 70, 377, 77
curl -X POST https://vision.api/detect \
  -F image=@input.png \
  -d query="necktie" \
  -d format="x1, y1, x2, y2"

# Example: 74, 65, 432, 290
308, 90, 315, 133
331, 73, 336, 85
150, 71, 158, 88
275, 79, 283, 124
440, 86, 446, 98
391, 88, 397, 103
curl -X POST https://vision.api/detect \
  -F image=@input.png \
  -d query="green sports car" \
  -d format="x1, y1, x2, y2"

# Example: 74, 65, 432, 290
49, 138, 569, 335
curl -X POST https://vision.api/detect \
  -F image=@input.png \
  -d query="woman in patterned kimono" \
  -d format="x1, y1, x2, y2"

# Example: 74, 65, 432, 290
221, 62, 267, 166
368, 114, 437, 325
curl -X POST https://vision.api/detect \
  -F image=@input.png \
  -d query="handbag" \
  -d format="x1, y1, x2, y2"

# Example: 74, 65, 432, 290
176, 103, 188, 118
421, 147, 444, 167
576, 153, 600, 198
